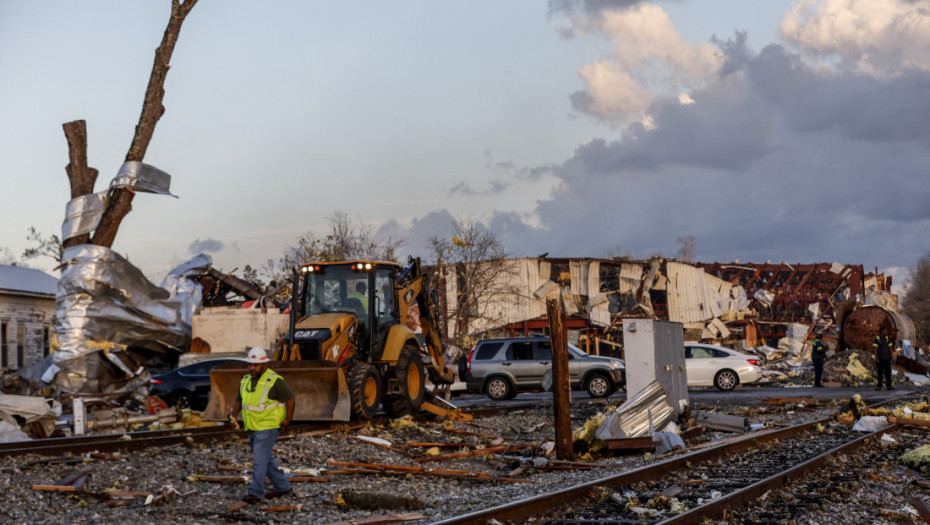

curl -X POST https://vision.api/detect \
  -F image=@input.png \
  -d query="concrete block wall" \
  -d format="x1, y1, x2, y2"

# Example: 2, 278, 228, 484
192, 307, 290, 354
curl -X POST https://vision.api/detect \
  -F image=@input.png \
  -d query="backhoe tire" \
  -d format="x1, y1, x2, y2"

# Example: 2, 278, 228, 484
348, 364, 381, 420
383, 345, 426, 417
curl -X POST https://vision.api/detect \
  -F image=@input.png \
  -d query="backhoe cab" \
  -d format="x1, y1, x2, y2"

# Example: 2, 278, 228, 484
204, 257, 459, 422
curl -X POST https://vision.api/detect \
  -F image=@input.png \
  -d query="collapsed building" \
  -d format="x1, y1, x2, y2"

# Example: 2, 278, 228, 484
431, 257, 912, 372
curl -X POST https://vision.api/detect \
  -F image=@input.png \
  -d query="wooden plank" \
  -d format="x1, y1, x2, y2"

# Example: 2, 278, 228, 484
889, 416, 930, 428
262, 504, 304, 512
32, 485, 77, 492
602, 437, 655, 451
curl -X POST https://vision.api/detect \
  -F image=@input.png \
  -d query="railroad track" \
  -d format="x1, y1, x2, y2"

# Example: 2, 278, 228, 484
0, 403, 521, 458
437, 393, 925, 525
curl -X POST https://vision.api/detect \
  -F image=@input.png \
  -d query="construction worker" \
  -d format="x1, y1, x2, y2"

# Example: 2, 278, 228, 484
873, 328, 894, 391
348, 281, 369, 310
228, 347, 295, 503
811, 332, 827, 387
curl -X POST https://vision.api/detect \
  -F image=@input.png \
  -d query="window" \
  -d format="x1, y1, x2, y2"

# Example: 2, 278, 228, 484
506, 341, 534, 361
533, 341, 552, 360
43, 327, 50, 358
1, 323, 6, 369
474, 342, 503, 360
687, 346, 713, 359
17, 324, 25, 368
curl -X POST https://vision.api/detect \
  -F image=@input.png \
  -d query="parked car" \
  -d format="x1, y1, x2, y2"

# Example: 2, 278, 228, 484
684, 343, 762, 391
462, 337, 625, 400
149, 358, 248, 411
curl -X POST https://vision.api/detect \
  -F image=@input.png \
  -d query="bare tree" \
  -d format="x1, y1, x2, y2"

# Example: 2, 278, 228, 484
427, 218, 517, 348
676, 235, 696, 262
265, 211, 401, 283
0, 247, 19, 266
62, 0, 199, 251
22, 227, 63, 266
902, 250, 930, 347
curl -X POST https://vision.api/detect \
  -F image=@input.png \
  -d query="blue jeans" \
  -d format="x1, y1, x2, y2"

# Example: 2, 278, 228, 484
248, 428, 292, 498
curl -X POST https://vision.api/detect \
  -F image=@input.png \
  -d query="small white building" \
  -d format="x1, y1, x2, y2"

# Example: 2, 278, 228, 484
0, 264, 57, 371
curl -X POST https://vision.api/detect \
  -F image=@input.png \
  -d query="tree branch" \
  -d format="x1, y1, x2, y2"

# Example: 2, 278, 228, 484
91, 0, 199, 248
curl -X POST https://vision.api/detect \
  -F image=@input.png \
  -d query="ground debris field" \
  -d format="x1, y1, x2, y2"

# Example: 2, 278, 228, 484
3, 393, 930, 525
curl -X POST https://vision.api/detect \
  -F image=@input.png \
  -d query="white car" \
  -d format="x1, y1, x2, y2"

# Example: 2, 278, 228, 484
684, 343, 762, 391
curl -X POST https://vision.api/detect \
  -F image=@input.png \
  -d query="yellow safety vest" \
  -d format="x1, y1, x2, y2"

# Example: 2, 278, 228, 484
239, 369, 286, 431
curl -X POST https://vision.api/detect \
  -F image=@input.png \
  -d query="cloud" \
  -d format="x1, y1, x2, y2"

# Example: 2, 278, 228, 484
391, 12, 930, 271
778, 0, 930, 77
188, 237, 224, 254
559, 3, 723, 126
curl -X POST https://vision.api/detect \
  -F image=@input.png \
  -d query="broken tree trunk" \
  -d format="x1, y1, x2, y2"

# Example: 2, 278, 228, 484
62, 0, 198, 249
61, 121, 99, 249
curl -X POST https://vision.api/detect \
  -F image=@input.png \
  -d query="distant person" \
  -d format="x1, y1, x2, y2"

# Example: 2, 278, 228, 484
873, 328, 894, 390
348, 281, 369, 310
811, 332, 827, 387
228, 347, 295, 503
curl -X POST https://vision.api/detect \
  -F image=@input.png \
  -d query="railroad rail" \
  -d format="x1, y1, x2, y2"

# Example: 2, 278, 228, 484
436, 393, 923, 524
0, 403, 520, 458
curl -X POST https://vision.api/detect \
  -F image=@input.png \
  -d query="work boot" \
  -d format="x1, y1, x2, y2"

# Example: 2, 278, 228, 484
887, 386, 894, 390
875, 386, 882, 391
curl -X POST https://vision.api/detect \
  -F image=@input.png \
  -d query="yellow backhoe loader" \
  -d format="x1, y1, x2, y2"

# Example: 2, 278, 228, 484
203, 257, 460, 421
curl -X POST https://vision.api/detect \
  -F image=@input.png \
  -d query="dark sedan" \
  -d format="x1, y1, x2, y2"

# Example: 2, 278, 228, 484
149, 358, 247, 411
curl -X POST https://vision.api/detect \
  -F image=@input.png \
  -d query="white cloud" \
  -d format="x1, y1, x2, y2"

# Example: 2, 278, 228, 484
564, 3, 722, 125
778, 0, 930, 76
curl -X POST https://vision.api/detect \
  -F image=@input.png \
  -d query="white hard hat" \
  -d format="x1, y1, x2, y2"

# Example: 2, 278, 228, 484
246, 347, 269, 364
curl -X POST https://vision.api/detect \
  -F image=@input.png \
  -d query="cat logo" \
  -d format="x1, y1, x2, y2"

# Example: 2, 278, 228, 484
294, 330, 319, 339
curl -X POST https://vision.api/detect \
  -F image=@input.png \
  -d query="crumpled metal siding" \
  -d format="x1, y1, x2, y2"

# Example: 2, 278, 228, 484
666, 261, 718, 323
54, 245, 210, 365
595, 380, 676, 440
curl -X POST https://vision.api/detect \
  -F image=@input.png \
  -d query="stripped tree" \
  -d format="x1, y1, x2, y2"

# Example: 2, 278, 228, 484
62, 0, 199, 251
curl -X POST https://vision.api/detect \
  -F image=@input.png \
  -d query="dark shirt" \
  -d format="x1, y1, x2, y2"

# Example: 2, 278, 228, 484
235, 370, 296, 403
811, 338, 827, 359
873, 335, 893, 360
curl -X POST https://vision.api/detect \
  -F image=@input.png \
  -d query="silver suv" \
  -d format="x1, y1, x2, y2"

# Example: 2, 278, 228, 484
462, 337, 625, 400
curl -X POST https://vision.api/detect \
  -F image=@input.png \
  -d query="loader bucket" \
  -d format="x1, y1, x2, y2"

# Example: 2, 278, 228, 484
203, 360, 351, 422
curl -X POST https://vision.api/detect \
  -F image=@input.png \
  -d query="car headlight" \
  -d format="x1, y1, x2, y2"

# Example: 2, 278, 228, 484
610, 361, 621, 369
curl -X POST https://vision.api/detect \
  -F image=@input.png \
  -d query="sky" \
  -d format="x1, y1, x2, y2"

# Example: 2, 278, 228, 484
1, 0, 927, 293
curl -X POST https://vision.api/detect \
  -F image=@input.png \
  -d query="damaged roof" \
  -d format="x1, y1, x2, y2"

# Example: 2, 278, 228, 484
0, 264, 58, 298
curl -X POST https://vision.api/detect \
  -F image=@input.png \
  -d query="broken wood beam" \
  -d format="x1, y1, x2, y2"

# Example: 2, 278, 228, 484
413, 443, 532, 463
32, 485, 77, 492
888, 416, 930, 428
602, 436, 655, 451
327, 460, 530, 483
